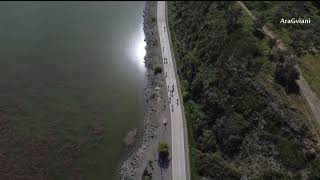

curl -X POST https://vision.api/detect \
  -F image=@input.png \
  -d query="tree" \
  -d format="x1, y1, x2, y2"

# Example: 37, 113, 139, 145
309, 160, 320, 180
258, 169, 292, 179
253, 14, 266, 39
226, 7, 242, 34
154, 65, 162, 74
286, 59, 300, 93
270, 48, 286, 63
275, 55, 300, 93
142, 166, 152, 180
195, 152, 241, 179
222, 1, 233, 14
158, 141, 170, 159
268, 38, 277, 54
273, 3, 288, 27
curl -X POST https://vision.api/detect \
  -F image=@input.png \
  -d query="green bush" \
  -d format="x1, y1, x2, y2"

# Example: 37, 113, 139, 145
158, 141, 170, 159
169, 1, 315, 179
308, 159, 320, 180
253, 169, 292, 180
194, 152, 241, 179
150, 16, 156, 23
154, 65, 162, 74
142, 166, 152, 180
148, 160, 154, 170
276, 138, 306, 169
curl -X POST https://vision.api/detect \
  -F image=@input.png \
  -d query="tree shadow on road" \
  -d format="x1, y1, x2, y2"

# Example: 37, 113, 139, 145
157, 155, 171, 179
158, 155, 170, 169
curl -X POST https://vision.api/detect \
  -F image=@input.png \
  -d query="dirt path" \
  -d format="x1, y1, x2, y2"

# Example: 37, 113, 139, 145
237, 1, 320, 127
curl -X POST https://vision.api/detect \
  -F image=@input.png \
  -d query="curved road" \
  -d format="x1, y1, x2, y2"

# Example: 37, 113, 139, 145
157, 1, 189, 180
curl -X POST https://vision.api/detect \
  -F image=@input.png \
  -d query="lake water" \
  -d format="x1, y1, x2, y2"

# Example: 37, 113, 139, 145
0, 1, 145, 180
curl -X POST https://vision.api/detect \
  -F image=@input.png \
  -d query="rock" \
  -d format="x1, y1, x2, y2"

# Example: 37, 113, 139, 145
120, 2, 162, 179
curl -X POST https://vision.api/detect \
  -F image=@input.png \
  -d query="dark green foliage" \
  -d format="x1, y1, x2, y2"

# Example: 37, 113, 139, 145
158, 141, 169, 159
194, 152, 241, 180
253, 14, 266, 39
142, 166, 152, 180
168, 1, 318, 179
225, 7, 242, 34
148, 160, 154, 170
309, 160, 320, 180
154, 64, 162, 74
274, 55, 300, 93
247, 1, 320, 56
254, 169, 292, 180
267, 38, 277, 54
276, 137, 306, 169
150, 16, 156, 23
216, 113, 249, 156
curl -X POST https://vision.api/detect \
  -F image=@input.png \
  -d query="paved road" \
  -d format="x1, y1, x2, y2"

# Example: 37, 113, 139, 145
157, 1, 189, 180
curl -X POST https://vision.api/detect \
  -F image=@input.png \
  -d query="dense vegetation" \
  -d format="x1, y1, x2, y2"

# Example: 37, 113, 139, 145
168, 1, 320, 179
244, 1, 320, 96
245, 1, 320, 55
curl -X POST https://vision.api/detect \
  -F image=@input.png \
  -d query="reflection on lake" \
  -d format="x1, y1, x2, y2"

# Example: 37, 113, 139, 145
0, 1, 145, 180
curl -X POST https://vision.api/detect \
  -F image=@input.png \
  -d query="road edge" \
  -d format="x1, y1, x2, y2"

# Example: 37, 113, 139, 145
164, 2, 191, 180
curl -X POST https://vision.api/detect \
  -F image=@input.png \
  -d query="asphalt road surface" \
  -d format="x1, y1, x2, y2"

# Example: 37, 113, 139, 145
157, 1, 189, 180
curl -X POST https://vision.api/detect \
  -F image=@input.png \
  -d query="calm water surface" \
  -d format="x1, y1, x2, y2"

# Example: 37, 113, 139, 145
0, 1, 145, 179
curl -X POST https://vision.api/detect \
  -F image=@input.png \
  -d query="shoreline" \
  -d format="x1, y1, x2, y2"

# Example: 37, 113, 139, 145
120, 1, 166, 179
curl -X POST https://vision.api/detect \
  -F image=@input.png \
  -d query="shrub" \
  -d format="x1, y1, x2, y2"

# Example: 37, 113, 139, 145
274, 56, 300, 93
154, 65, 162, 74
254, 169, 292, 180
158, 141, 170, 159
195, 152, 241, 179
150, 16, 156, 23
142, 166, 152, 180
148, 160, 154, 170
308, 159, 320, 180
276, 137, 306, 169
151, 92, 157, 99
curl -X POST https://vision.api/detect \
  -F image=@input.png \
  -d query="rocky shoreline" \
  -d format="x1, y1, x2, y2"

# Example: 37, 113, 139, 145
120, 2, 162, 179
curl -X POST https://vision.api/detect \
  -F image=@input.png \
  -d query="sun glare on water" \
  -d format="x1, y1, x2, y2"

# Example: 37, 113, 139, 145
136, 38, 146, 63
135, 28, 146, 68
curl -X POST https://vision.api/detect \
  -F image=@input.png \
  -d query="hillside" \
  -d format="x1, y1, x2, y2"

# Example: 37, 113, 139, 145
168, 1, 320, 179
244, 1, 320, 97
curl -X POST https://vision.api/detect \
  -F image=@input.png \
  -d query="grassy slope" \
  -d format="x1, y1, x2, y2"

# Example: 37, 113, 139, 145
237, 2, 318, 138
299, 53, 320, 97
245, 1, 320, 97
